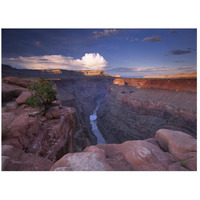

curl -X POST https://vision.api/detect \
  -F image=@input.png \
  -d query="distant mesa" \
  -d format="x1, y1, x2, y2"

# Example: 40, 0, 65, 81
111, 75, 120, 78
41, 69, 62, 74
76, 70, 108, 76
143, 72, 197, 79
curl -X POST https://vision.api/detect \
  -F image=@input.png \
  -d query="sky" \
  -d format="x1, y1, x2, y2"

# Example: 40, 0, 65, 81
2, 29, 197, 77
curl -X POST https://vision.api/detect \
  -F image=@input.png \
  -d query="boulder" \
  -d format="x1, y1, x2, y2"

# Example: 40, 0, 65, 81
3, 77, 31, 88
51, 147, 113, 171
168, 162, 189, 171
45, 106, 61, 119
16, 91, 31, 104
2, 82, 26, 102
186, 156, 197, 171
119, 140, 171, 170
2, 112, 39, 149
2, 145, 53, 171
155, 129, 197, 160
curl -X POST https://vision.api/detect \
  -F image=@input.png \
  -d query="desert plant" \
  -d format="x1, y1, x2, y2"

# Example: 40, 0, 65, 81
180, 160, 188, 168
26, 77, 56, 113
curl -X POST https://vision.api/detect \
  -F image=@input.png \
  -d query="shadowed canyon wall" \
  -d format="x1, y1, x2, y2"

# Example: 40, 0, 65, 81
97, 78, 196, 144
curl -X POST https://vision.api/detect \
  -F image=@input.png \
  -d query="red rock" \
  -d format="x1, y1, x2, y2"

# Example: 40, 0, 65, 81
16, 91, 31, 104
2, 104, 76, 162
51, 150, 113, 171
3, 77, 31, 88
119, 140, 171, 170
168, 162, 189, 171
45, 106, 61, 119
96, 144, 133, 171
2, 112, 15, 136
2, 82, 26, 102
2, 145, 53, 171
113, 78, 196, 93
2, 110, 39, 149
186, 156, 197, 171
145, 138, 161, 147
155, 129, 197, 160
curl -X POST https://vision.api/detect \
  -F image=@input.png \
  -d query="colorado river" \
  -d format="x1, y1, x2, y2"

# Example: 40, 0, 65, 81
90, 102, 106, 144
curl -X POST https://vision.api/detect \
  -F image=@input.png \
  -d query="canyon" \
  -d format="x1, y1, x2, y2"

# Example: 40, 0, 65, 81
1, 65, 197, 171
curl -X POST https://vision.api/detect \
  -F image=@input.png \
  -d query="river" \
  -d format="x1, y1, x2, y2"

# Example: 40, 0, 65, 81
89, 101, 106, 144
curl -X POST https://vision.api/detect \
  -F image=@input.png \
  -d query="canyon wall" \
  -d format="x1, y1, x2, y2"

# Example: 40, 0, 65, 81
97, 78, 196, 144
2, 79, 76, 163
53, 77, 113, 151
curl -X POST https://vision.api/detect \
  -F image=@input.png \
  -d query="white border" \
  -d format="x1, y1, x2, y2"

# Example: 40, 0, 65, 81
0, 1, 199, 200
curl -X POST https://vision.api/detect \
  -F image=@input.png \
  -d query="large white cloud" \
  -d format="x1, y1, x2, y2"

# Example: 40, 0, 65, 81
3, 53, 108, 70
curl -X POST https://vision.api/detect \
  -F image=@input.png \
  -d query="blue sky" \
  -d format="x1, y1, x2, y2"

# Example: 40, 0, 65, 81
2, 29, 197, 77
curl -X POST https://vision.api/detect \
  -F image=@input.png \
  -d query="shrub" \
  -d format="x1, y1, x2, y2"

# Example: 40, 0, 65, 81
26, 94, 41, 108
180, 160, 188, 168
26, 77, 56, 112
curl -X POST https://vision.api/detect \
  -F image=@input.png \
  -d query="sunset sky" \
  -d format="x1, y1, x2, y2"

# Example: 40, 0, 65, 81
2, 29, 197, 77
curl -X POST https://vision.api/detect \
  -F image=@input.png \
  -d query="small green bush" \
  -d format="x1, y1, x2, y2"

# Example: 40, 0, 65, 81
180, 160, 188, 168
26, 94, 41, 108
26, 77, 56, 112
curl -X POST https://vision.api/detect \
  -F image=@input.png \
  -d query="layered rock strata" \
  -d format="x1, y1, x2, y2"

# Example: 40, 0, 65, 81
97, 80, 196, 144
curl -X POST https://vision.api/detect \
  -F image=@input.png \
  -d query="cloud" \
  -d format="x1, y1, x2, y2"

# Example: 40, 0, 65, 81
90, 29, 118, 39
170, 48, 191, 55
3, 53, 108, 70
126, 37, 139, 42
169, 30, 177, 34
105, 66, 196, 77
142, 36, 163, 42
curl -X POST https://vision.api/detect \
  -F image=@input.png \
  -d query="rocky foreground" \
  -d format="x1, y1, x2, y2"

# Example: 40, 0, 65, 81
51, 129, 197, 171
1, 76, 197, 171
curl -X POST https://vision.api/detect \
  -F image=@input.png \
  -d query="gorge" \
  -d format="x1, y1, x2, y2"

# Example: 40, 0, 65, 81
1, 65, 197, 171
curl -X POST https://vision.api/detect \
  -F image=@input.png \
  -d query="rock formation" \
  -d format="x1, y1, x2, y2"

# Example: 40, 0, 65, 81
53, 77, 113, 151
97, 78, 196, 144
2, 79, 76, 165
143, 72, 197, 79
113, 78, 196, 93
51, 129, 197, 171
2, 145, 53, 171
1, 67, 197, 171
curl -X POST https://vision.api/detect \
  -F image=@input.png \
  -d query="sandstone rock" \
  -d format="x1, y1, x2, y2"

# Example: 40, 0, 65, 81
5, 101, 17, 110
45, 106, 61, 119
2, 145, 53, 171
52, 100, 62, 106
186, 156, 197, 171
119, 140, 171, 170
168, 162, 189, 171
155, 129, 197, 160
96, 144, 133, 171
145, 138, 161, 147
51, 150, 113, 171
16, 91, 31, 104
3, 76, 31, 88
2, 104, 76, 162
113, 78, 196, 93
2, 82, 26, 102
2, 156, 12, 171
2, 112, 15, 137
2, 111, 39, 149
